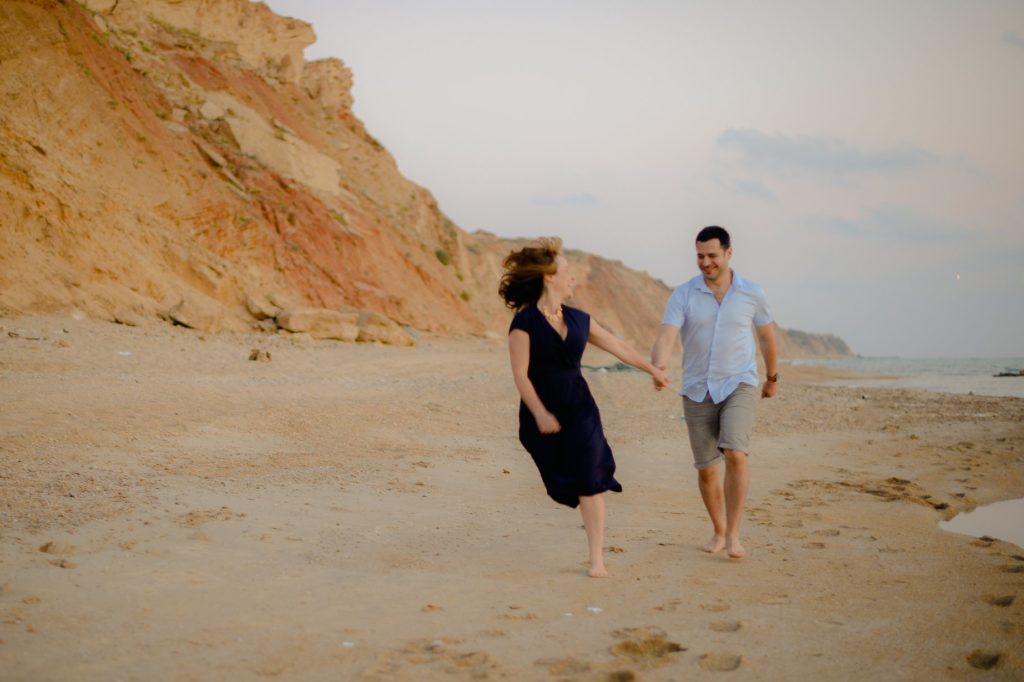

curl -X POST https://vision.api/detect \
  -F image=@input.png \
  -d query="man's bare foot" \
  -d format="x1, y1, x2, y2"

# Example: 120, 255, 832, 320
587, 563, 609, 578
703, 534, 727, 553
727, 538, 746, 559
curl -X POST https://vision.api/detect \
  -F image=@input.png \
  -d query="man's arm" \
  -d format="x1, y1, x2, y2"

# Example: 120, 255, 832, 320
650, 324, 680, 388
756, 322, 778, 399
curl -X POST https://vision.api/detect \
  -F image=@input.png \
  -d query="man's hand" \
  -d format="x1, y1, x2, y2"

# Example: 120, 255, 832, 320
652, 367, 670, 391
761, 380, 778, 399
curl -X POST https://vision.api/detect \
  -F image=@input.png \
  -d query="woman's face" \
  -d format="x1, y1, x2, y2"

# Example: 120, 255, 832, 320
546, 254, 576, 299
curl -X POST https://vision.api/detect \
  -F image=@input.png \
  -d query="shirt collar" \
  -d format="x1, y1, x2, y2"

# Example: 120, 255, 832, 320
695, 269, 742, 293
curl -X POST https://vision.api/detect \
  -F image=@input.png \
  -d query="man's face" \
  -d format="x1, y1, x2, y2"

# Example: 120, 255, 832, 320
696, 239, 732, 283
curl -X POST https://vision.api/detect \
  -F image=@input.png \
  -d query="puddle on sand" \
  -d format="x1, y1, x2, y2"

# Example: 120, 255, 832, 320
939, 498, 1024, 549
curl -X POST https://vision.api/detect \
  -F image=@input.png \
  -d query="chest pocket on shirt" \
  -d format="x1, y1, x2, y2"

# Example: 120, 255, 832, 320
684, 292, 718, 327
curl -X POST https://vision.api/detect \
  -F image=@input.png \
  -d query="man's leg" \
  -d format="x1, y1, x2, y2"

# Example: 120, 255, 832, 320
683, 395, 726, 552
579, 493, 608, 577
718, 384, 757, 559
723, 449, 749, 558
698, 464, 727, 552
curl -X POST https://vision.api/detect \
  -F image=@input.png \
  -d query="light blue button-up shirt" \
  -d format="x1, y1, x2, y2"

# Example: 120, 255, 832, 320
661, 271, 773, 404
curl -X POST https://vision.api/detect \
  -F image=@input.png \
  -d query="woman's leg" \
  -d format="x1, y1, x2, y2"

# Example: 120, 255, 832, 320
579, 493, 608, 577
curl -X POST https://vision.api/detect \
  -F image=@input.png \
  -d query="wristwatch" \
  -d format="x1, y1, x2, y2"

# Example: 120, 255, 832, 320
766, 373, 779, 382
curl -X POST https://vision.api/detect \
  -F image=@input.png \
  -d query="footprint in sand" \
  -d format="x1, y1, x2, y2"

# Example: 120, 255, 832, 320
37, 541, 74, 556
608, 672, 639, 682
38, 542, 78, 567
609, 626, 686, 664
813, 529, 840, 537
699, 653, 742, 672
802, 542, 826, 550
479, 629, 505, 638
1001, 565, 1024, 573
380, 638, 498, 677
709, 620, 742, 633
48, 558, 78, 569
747, 507, 773, 526
178, 507, 245, 528
966, 650, 1001, 670
700, 602, 731, 613
533, 656, 590, 675
654, 598, 682, 613
985, 595, 1015, 607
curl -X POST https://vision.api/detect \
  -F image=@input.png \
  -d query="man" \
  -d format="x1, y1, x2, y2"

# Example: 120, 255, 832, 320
651, 226, 778, 559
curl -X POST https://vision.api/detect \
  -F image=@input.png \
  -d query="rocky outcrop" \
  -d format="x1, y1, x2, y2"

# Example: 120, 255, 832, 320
165, 292, 229, 333
775, 329, 853, 359
303, 59, 354, 114
80, 0, 315, 83
0, 0, 851, 357
202, 89, 342, 195
276, 308, 359, 342
354, 310, 415, 347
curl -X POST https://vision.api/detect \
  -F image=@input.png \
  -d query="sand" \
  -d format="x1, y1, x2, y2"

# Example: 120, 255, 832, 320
1, 315, 1022, 681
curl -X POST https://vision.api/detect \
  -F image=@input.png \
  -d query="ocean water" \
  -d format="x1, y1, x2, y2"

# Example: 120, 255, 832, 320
939, 498, 1024, 550
786, 356, 1024, 398
788, 357, 1024, 546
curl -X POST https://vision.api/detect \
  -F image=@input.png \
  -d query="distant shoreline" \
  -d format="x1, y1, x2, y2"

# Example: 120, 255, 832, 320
785, 356, 1024, 399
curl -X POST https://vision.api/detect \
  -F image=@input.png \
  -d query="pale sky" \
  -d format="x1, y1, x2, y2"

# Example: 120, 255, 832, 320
265, 0, 1024, 357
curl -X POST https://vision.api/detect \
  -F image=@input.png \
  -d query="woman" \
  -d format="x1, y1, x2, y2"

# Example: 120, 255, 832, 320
499, 238, 669, 577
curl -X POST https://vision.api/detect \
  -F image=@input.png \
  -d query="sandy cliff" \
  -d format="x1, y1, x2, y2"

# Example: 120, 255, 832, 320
0, 0, 851, 355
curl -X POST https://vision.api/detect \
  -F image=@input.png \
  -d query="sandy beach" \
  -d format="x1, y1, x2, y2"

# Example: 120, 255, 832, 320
1, 315, 1022, 681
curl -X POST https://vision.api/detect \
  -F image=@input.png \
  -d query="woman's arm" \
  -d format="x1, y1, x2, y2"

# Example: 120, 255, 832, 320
588, 320, 670, 390
509, 329, 561, 433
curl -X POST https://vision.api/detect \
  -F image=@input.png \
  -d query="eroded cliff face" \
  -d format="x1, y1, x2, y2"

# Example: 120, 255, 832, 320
0, 0, 851, 355
0, 0, 478, 334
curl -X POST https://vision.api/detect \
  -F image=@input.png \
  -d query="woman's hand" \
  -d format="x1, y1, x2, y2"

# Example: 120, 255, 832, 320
534, 410, 562, 434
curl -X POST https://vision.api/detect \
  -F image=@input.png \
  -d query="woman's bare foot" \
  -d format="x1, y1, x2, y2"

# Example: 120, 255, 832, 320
726, 538, 746, 559
703, 534, 727, 553
587, 562, 609, 578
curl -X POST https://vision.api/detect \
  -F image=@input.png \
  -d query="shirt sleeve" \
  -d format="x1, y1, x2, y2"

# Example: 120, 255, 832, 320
751, 285, 773, 327
661, 287, 686, 327
509, 309, 530, 334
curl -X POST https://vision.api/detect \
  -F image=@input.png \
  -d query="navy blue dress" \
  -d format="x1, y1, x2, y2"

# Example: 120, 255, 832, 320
510, 304, 622, 508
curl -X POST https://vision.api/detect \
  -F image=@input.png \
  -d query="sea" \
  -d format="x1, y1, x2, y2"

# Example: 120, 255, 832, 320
785, 356, 1024, 399
939, 498, 1024, 549
787, 355, 1024, 548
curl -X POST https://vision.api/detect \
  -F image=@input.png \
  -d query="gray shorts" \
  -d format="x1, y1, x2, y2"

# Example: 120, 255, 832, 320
682, 383, 758, 470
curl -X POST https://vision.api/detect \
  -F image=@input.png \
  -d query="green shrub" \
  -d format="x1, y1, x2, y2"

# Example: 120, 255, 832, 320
435, 248, 450, 266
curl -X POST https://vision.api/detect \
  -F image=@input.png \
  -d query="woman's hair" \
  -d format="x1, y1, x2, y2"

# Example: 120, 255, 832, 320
498, 237, 563, 310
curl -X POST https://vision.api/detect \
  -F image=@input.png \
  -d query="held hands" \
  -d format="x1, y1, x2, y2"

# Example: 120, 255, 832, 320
534, 410, 562, 434
651, 367, 670, 391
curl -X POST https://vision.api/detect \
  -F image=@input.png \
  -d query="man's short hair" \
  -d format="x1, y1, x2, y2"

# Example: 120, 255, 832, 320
696, 225, 730, 249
